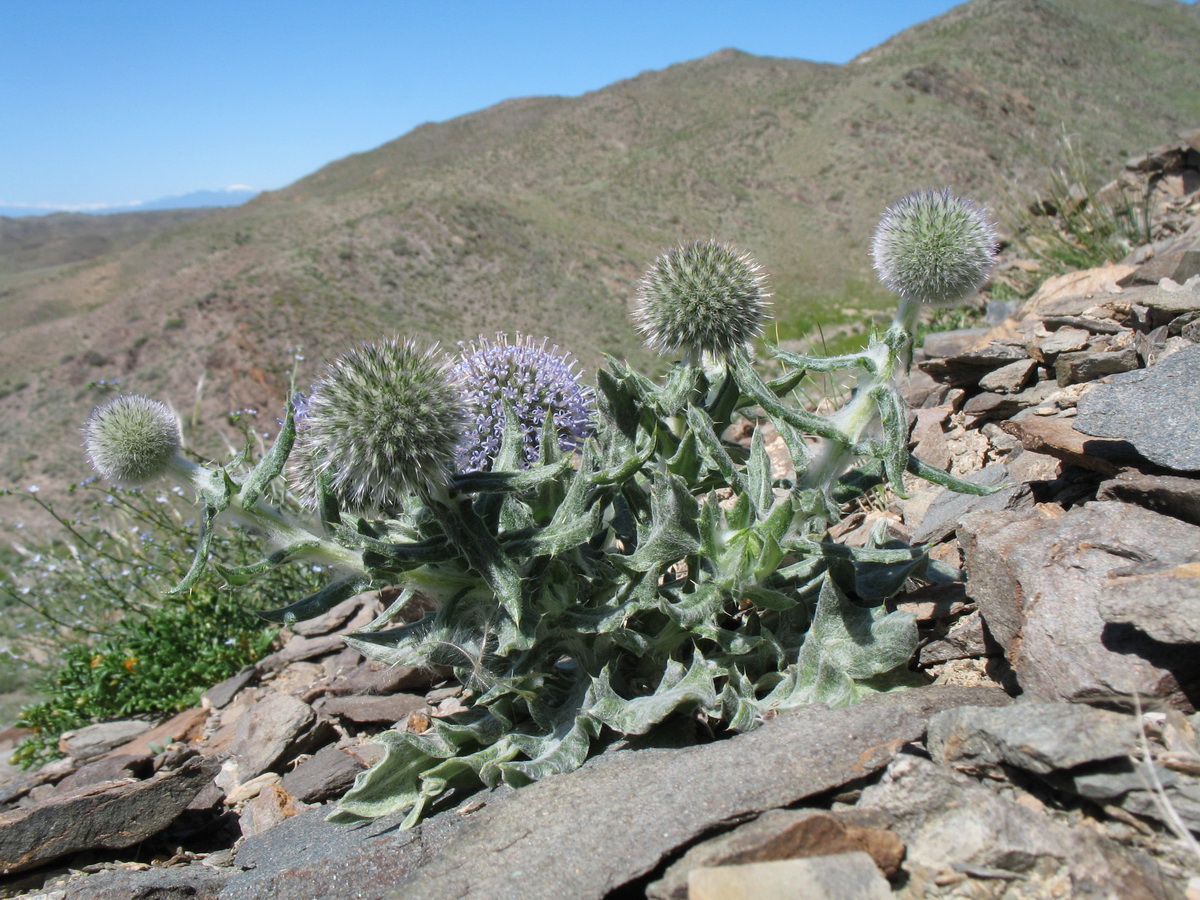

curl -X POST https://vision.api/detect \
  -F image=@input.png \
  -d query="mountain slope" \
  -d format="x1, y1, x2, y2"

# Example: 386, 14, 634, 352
2, 0, 1199, 495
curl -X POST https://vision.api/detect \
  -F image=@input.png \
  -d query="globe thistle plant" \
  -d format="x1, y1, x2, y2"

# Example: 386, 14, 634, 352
872, 188, 997, 333
295, 338, 465, 514
634, 239, 769, 361
67, 187, 1006, 833
450, 334, 594, 473
83, 394, 186, 486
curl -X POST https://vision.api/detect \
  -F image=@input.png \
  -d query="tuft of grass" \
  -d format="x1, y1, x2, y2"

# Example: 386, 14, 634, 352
1001, 133, 1151, 295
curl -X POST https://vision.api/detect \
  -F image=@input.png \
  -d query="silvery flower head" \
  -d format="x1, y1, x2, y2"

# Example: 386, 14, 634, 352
633, 240, 770, 359
451, 334, 594, 473
83, 394, 182, 485
872, 188, 998, 306
294, 338, 465, 513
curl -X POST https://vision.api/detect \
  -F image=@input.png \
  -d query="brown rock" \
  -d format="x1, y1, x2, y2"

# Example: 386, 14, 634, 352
1054, 346, 1140, 385
978, 358, 1038, 394
1098, 470, 1200, 527
0, 755, 213, 874
314, 693, 428, 726
240, 783, 303, 838
281, 741, 382, 804
1001, 416, 1145, 475
201, 666, 259, 709
686, 854, 892, 900
228, 693, 322, 781
647, 809, 903, 900
107, 706, 210, 758
958, 502, 1200, 708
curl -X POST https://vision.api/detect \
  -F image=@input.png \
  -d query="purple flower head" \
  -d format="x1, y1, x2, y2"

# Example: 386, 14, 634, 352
451, 334, 595, 473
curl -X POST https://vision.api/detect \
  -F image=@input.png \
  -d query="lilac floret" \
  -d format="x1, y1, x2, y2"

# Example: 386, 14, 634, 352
451, 334, 595, 473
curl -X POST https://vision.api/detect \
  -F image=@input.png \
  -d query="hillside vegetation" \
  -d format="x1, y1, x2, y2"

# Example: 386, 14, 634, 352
2, 0, 1200, 498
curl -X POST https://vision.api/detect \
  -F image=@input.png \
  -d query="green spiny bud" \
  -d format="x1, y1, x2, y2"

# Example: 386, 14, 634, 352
872, 188, 997, 306
295, 338, 465, 514
83, 394, 182, 485
633, 240, 770, 359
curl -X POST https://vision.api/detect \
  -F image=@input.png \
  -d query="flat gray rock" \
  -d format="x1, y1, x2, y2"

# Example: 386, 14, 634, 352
927, 701, 1139, 774
1075, 343, 1200, 471
58, 719, 152, 762
58, 863, 230, 899
687, 853, 893, 900
958, 501, 1200, 706
220, 686, 1008, 900
911, 464, 1024, 545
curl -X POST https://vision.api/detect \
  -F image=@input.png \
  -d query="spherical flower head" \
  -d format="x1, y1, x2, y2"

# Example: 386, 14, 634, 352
872, 188, 998, 306
633, 240, 770, 359
83, 394, 182, 485
294, 338, 465, 514
450, 334, 595, 473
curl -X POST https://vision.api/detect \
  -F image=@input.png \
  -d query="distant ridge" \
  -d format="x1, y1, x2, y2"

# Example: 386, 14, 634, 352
2, 0, 1200, 499
0, 187, 258, 218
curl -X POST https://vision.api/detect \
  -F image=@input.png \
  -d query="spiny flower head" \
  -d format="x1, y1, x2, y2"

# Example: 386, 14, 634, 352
633, 240, 770, 359
294, 338, 465, 513
83, 394, 182, 485
450, 334, 594, 473
872, 188, 998, 306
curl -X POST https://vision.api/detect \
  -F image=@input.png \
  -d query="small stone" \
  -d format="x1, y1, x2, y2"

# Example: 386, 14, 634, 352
1098, 471, 1200, 527
962, 391, 1025, 419
240, 783, 302, 838
647, 809, 903, 900
52, 754, 151, 794
228, 693, 320, 781
1119, 282, 1200, 328
314, 692, 428, 726
917, 611, 993, 667
927, 702, 1139, 774
1001, 416, 1144, 476
50, 865, 230, 900
225, 771, 281, 806
58, 720, 153, 762
978, 358, 1038, 394
1075, 343, 1200, 471
1037, 325, 1091, 357
107, 706, 209, 758
911, 463, 1026, 545
281, 742, 379, 804
201, 666, 259, 710
1054, 346, 1140, 386
687, 853, 892, 900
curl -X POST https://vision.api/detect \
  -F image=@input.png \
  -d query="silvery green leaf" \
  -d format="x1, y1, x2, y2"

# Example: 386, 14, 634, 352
625, 474, 700, 574
213, 539, 321, 586
777, 574, 916, 710
165, 503, 218, 596
239, 398, 296, 508
731, 353, 845, 442
588, 654, 719, 735
771, 345, 878, 376
906, 454, 1010, 495
327, 730, 444, 824
450, 456, 573, 494
666, 429, 701, 482
659, 361, 701, 414
257, 575, 366, 625
719, 667, 761, 733
871, 382, 910, 498
686, 403, 747, 494
747, 428, 773, 516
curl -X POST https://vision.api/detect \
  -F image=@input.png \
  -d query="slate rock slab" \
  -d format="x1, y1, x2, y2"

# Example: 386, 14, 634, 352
927, 701, 1139, 774
222, 686, 1008, 900
228, 693, 319, 781
0, 756, 213, 874
858, 755, 1179, 899
958, 501, 1200, 707
1099, 555, 1200, 645
58, 719, 153, 762
1098, 470, 1200, 527
59, 863, 231, 899
1075, 343, 1200, 472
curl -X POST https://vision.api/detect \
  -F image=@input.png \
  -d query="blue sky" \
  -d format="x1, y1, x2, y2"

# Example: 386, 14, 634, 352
3, 1, 993, 209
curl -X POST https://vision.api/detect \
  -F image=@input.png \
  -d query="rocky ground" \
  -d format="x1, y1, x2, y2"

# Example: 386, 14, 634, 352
1, 131, 1199, 899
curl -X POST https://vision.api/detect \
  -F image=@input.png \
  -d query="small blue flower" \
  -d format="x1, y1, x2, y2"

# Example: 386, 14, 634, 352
451, 334, 594, 473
